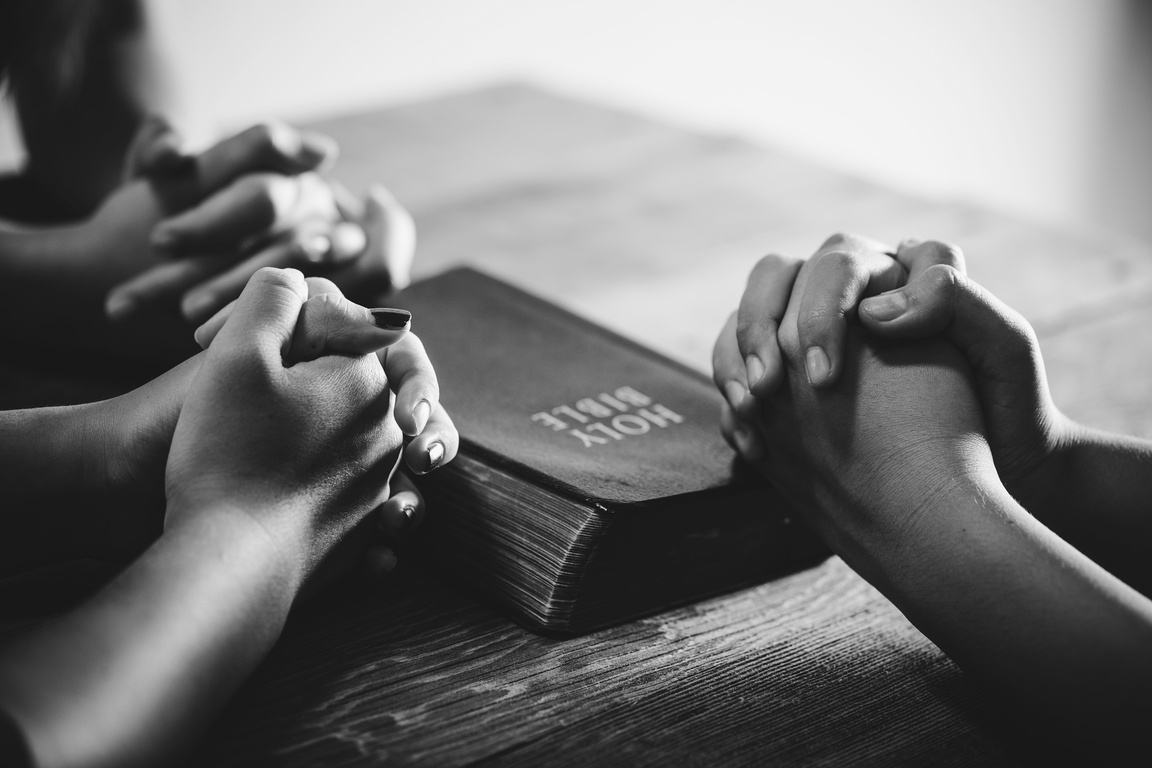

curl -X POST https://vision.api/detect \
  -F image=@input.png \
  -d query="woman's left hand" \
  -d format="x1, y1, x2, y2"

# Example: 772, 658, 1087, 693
105, 119, 416, 325
712, 235, 996, 574
192, 275, 457, 585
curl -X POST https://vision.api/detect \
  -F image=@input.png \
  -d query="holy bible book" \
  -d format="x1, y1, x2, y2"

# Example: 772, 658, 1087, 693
393, 268, 828, 634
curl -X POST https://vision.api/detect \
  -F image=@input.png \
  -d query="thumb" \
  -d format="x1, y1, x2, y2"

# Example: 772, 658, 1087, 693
287, 290, 411, 364
195, 278, 412, 360
858, 264, 1054, 429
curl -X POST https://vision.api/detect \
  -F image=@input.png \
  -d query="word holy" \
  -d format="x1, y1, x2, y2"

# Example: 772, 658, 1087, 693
531, 386, 684, 448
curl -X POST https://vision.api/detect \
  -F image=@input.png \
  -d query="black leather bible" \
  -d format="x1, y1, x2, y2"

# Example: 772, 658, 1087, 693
394, 268, 828, 634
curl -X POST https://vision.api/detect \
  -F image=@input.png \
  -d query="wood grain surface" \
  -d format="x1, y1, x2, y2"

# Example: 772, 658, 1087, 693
186, 83, 1150, 765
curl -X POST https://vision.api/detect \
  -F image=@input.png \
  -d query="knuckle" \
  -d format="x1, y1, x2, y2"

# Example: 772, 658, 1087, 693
820, 232, 850, 250
819, 248, 859, 273
249, 120, 290, 155
252, 265, 303, 291
735, 317, 756, 343
796, 305, 837, 339
922, 263, 962, 300
304, 275, 341, 295
1001, 306, 1039, 350
926, 240, 966, 271
748, 252, 788, 282
312, 291, 341, 312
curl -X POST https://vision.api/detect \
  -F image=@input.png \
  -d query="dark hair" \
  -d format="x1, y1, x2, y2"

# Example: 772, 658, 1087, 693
0, 0, 142, 101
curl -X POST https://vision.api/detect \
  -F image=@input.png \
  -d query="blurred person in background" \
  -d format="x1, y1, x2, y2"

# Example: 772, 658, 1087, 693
0, 0, 415, 373
0, 0, 448, 679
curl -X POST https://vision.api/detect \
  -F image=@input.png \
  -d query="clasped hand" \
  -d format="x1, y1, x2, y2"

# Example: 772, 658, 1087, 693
712, 233, 1071, 566
166, 267, 448, 590
75, 271, 457, 579
88, 117, 414, 330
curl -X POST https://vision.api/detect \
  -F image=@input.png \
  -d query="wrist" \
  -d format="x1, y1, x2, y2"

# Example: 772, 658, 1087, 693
0, 402, 116, 567
163, 501, 305, 601
829, 435, 1005, 588
851, 467, 1013, 602
1002, 410, 1081, 517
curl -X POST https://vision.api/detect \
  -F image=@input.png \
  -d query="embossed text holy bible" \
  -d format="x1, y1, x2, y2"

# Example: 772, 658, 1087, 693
394, 268, 827, 634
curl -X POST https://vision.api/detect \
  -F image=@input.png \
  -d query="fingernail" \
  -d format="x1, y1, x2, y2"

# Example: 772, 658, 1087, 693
745, 355, 765, 390
420, 441, 445, 474
105, 292, 135, 323
861, 292, 907, 322
400, 504, 416, 531
411, 399, 431, 434
723, 380, 748, 411
299, 132, 338, 167
805, 346, 830, 386
302, 233, 331, 263
899, 238, 922, 250
371, 308, 411, 330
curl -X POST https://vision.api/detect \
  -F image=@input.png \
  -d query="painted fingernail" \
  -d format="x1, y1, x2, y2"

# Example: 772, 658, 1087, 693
302, 233, 331, 263
411, 399, 431, 434
105, 292, 135, 323
370, 308, 411, 330
400, 504, 417, 530
723, 380, 748, 411
805, 346, 830, 386
421, 441, 445, 474
745, 355, 766, 390
862, 291, 907, 322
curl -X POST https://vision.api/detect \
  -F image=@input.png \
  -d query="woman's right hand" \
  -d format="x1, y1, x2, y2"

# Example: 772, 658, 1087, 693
163, 267, 405, 592
856, 252, 1072, 512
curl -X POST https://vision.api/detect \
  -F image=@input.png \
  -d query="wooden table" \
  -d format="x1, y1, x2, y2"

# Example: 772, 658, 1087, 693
187, 84, 1151, 764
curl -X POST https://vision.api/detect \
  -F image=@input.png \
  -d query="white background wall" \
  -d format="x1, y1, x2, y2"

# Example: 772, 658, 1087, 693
7, 0, 1152, 242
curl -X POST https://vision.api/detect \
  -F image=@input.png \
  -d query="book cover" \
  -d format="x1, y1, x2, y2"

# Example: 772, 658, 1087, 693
393, 267, 828, 634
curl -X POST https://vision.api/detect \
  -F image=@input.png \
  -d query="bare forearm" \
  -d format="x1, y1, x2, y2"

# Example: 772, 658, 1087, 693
0, 507, 299, 768
1025, 426, 1152, 595
0, 404, 106, 572
0, 226, 196, 367
844, 474, 1152, 750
